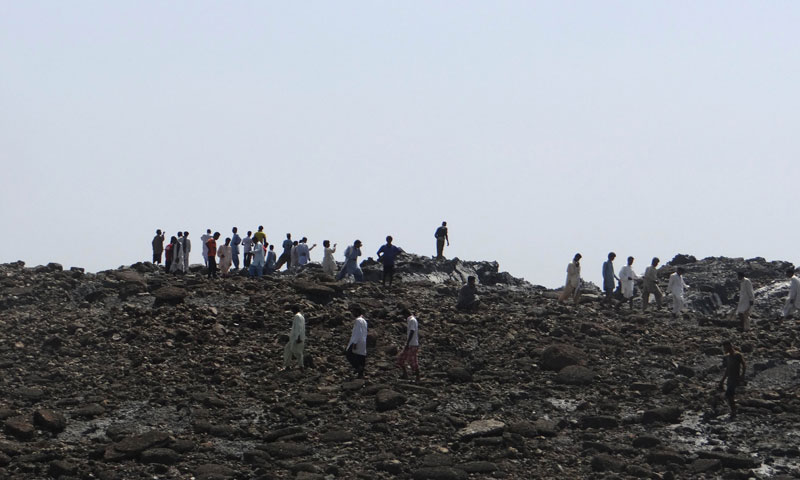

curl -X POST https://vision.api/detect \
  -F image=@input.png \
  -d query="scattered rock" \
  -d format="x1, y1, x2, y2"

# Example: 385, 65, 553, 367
555, 365, 596, 385
541, 344, 585, 371
375, 389, 406, 412
457, 419, 505, 440
33, 409, 67, 432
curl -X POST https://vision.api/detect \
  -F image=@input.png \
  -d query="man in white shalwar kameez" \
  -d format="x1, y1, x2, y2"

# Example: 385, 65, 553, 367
558, 253, 582, 304
346, 306, 368, 378
735, 271, 755, 331
783, 269, 800, 318
667, 267, 688, 317
283, 306, 305, 370
619, 256, 639, 309
182, 231, 191, 272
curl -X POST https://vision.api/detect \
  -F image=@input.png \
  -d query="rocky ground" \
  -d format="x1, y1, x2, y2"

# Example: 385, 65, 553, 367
1, 253, 799, 480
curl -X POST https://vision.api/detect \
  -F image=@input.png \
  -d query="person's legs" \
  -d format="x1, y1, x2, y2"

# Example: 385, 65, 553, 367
558, 285, 574, 303
354, 267, 364, 283
738, 311, 750, 331
244, 253, 251, 268
725, 381, 738, 417
436, 238, 445, 258
654, 287, 663, 309
232, 252, 239, 270
209, 256, 217, 278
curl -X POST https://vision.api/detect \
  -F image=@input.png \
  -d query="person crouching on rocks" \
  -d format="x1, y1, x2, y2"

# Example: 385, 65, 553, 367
346, 306, 368, 379
282, 305, 305, 371
396, 307, 420, 381
456, 276, 480, 312
719, 340, 746, 419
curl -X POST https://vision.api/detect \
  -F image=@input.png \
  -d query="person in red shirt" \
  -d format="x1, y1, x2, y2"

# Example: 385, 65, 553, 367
206, 232, 221, 279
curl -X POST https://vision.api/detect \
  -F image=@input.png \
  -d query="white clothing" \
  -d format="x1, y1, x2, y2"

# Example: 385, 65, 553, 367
251, 245, 266, 267
565, 262, 580, 288
406, 315, 419, 347
182, 238, 191, 270
283, 313, 305, 368
736, 278, 755, 314
667, 273, 688, 314
619, 265, 638, 299
296, 243, 311, 265
783, 276, 800, 317
347, 316, 368, 356
290, 245, 299, 268
170, 242, 185, 273
321, 246, 337, 276
200, 233, 211, 266
242, 236, 253, 254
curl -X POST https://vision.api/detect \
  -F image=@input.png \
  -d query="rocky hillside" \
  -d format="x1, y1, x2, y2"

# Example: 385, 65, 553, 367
0, 254, 799, 479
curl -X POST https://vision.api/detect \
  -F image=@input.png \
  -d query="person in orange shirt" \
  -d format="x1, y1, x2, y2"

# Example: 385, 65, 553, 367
206, 232, 220, 279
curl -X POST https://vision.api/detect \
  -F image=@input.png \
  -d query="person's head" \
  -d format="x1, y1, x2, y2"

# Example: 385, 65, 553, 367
386, 235, 393, 244
323, 240, 330, 248
291, 304, 301, 314
351, 304, 363, 316
467, 275, 476, 286
170, 236, 178, 243
627, 256, 634, 265
247, 231, 252, 236
232, 227, 238, 234
442, 221, 447, 226
178, 231, 183, 237
788, 268, 796, 278
722, 340, 734, 353
301, 237, 307, 243
293, 241, 298, 246
400, 307, 412, 317
269, 244, 274, 251
573, 253, 582, 262
213, 232, 220, 239
737, 271, 746, 280
676, 267, 685, 275
354, 239, 362, 248
183, 231, 189, 237
651, 257, 660, 266
224, 237, 231, 246
207, 229, 211, 234
608, 252, 616, 260
156, 229, 162, 235
258, 226, 264, 232
286, 233, 291, 239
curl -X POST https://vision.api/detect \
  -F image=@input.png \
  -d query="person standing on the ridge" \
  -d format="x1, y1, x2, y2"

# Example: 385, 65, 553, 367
249, 241, 266, 277
396, 307, 420, 381
558, 253, 582, 304
735, 271, 755, 331
283, 305, 306, 371
296, 237, 317, 266
253, 226, 267, 246
435, 221, 449, 259
336, 240, 364, 282
602, 252, 619, 308
218, 237, 233, 276
201, 229, 212, 268
170, 233, 185, 274
152, 229, 165, 265
783, 269, 800, 318
377, 236, 404, 287
719, 340, 746, 419
242, 231, 254, 269
165, 236, 176, 272
266, 244, 277, 273
321, 240, 338, 276
206, 232, 220, 279
642, 257, 663, 311
619, 256, 639, 309
346, 306, 368, 379
667, 267, 689, 318
275, 233, 293, 271
231, 227, 242, 271
182, 231, 191, 271
456, 276, 480, 311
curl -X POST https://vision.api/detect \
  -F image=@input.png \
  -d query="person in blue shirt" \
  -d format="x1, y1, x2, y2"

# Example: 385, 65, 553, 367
231, 227, 242, 271
336, 240, 364, 282
377, 236, 404, 287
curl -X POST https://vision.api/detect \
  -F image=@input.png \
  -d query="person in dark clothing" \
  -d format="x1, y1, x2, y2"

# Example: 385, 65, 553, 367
152, 229, 165, 264
719, 340, 746, 419
275, 233, 293, 271
434, 221, 449, 259
377, 236, 404, 287
206, 232, 221, 279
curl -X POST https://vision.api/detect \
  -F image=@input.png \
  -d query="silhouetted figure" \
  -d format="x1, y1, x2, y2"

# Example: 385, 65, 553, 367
152, 229, 165, 264
435, 221, 449, 259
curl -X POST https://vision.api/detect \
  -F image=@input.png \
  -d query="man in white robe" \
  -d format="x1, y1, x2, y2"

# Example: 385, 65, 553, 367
783, 269, 800, 318
182, 231, 191, 271
558, 253, 581, 304
619, 256, 639, 309
296, 237, 317, 266
735, 271, 755, 331
667, 267, 688, 317
346, 306, 368, 378
283, 306, 305, 370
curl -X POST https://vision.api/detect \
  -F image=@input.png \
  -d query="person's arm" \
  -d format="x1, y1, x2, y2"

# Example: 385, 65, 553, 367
739, 354, 746, 378
309, 244, 316, 251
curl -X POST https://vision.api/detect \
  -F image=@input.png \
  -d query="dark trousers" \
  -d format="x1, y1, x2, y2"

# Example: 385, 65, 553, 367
382, 263, 395, 285
346, 349, 366, 375
436, 238, 445, 258
153, 250, 162, 264
232, 252, 240, 269
244, 252, 252, 268
207, 256, 217, 278
275, 252, 291, 270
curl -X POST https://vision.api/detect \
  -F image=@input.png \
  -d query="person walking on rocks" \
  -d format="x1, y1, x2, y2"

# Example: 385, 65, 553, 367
231, 227, 242, 271
346, 306, 368, 379
396, 307, 420, 381
642, 257, 663, 311
558, 253, 582, 303
435, 221, 449, 259
602, 252, 619, 308
242, 231, 254, 269
275, 233, 293, 271
201, 229, 212, 268
182, 231, 191, 271
152, 229, 165, 265
206, 232, 220, 279
719, 340, 746, 419
456, 276, 480, 311
218, 237, 233, 276
248, 241, 266, 277
667, 267, 689, 318
736, 271, 755, 331
321, 240, 337, 276
336, 240, 364, 282
619, 256, 638, 309
782, 269, 800, 318
296, 237, 316, 266
283, 305, 306, 371
377, 236, 404, 287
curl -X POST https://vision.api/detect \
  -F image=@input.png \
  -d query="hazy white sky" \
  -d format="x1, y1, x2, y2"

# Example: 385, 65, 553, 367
2, 1, 798, 287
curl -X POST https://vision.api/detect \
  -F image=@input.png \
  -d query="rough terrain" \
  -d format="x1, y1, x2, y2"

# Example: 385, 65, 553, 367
1, 253, 799, 479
